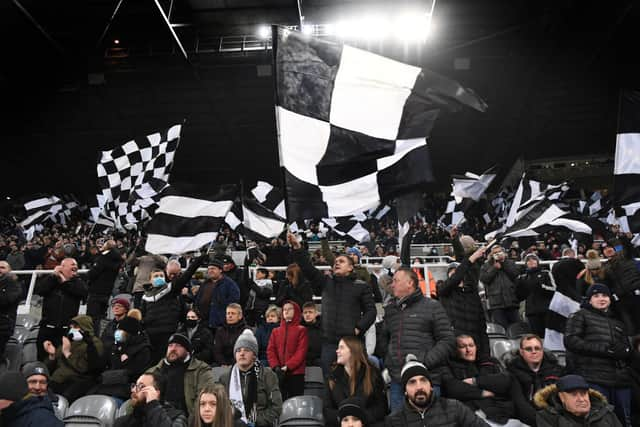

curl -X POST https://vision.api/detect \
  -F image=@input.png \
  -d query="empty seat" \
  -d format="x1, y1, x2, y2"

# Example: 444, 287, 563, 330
490, 338, 515, 364
212, 366, 228, 382
12, 325, 29, 343
62, 415, 103, 426
279, 395, 324, 426
65, 395, 118, 427
486, 323, 507, 338
21, 337, 39, 367
303, 366, 324, 399
54, 394, 69, 420
506, 321, 531, 339
4, 337, 23, 370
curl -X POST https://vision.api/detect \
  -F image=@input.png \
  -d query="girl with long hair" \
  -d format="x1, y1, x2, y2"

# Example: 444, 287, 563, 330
324, 336, 388, 427
189, 384, 246, 427
274, 263, 313, 308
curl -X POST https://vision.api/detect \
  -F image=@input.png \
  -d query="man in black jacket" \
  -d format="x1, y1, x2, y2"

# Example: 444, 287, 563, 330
441, 335, 517, 425
288, 232, 376, 377
0, 371, 63, 427
385, 355, 488, 427
507, 334, 563, 426
86, 240, 123, 333
114, 371, 187, 427
301, 301, 322, 367
35, 257, 88, 361
379, 266, 455, 412
479, 245, 521, 329
602, 237, 640, 335
0, 261, 22, 359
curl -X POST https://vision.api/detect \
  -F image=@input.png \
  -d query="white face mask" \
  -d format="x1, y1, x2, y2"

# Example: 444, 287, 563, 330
68, 328, 83, 342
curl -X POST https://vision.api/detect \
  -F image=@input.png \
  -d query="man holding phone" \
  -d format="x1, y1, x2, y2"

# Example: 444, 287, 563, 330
479, 245, 521, 329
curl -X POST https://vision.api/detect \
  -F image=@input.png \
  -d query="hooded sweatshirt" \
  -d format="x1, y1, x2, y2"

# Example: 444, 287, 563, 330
266, 300, 308, 376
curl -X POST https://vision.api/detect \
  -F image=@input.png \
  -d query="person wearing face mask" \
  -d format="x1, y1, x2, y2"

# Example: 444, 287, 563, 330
177, 309, 214, 365
91, 310, 152, 402
43, 314, 104, 401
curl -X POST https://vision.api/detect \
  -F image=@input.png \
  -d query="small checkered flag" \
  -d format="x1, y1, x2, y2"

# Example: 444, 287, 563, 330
97, 124, 181, 228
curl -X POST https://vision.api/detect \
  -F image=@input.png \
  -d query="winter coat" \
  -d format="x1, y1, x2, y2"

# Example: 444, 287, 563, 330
324, 363, 388, 427
533, 384, 622, 427
479, 259, 520, 310
274, 279, 314, 309
114, 400, 187, 427
255, 321, 279, 366
301, 316, 323, 366
266, 300, 308, 376
506, 352, 563, 426
0, 396, 63, 427
35, 274, 88, 328
564, 305, 631, 387
195, 275, 240, 328
451, 236, 482, 290
441, 357, 515, 424
0, 273, 22, 337
213, 320, 248, 366
516, 267, 556, 315
148, 356, 215, 417
46, 314, 104, 384
244, 278, 273, 320
551, 257, 585, 301
604, 255, 640, 297
95, 332, 152, 399
177, 322, 214, 365
87, 248, 123, 296
292, 248, 376, 345
379, 289, 455, 382
219, 364, 283, 427
384, 394, 490, 427
436, 258, 489, 354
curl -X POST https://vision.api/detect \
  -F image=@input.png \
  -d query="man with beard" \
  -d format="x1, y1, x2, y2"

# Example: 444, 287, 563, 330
385, 355, 489, 427
147, 333, 214, 418
114, 372, 187, 427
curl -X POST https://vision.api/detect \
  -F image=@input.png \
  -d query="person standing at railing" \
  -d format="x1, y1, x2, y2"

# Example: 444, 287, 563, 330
0, 260, 22, 362
86, 239, 124, 333
35, 257, 88, 362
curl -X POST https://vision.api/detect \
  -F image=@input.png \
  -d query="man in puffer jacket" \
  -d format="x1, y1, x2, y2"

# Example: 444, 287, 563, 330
44, 314, 104, 401
267, 300, 308, 400
564, 283, 632, 426
516, 253, 556, 337
479, 245, 521, 329
534, 374, 621, 427
384, 355, 489, 427
379, 266, 455, 412
602, 237, 640, 335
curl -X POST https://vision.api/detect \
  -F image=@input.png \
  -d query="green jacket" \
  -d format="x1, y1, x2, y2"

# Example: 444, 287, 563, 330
219, 364, 283, 427
147, 356, 215, 417
46, 315, 104, 384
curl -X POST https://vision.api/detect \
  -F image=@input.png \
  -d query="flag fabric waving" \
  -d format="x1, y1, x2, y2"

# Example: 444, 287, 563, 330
20, 195, 63, 227
451, 168, 496, 204
97, 124, 181, 228
614, 90, 640, 234
145, 184, 236, 255
225, 194, 288, 243
273, 26, 487, 221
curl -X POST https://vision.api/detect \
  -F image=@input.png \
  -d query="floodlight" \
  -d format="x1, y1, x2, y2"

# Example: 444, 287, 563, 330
257, 26, 271, 39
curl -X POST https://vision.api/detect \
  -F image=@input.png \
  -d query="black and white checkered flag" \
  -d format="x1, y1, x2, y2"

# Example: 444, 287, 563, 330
273, 26, 487, 221
20, 195, 63, 227
97, 124, 181, 228
321, 217, 371, 243
614, 90, 640, 234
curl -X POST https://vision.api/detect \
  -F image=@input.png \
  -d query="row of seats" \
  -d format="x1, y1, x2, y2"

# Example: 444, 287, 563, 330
486, 321, 532, 340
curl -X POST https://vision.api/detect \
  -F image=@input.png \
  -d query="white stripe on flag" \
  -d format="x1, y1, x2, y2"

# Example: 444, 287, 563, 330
548, 291, 580, 319
155, 196, 233, 218
251, 181, 274, 204
547, 218, 592, 234
320, 172, 380, 217
242, 205, 285, 239
614, 133, 640, 175
145, 233, 217, 255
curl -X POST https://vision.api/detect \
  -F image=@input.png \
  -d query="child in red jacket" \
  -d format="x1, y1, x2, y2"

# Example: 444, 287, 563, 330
267, 300, 308, 400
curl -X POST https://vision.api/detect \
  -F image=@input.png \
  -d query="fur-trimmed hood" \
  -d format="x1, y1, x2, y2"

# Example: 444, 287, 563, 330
533, 383, 607, 410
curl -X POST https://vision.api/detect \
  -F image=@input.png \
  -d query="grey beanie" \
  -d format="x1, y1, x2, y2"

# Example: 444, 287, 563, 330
234, 329, 259, 356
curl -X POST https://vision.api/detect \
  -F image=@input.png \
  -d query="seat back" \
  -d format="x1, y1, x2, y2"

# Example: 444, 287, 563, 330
4, 337, 23, 370
62, 415, 103, 426
66, 395, 118, 427
303, 366, 324, 399
54, 394, 69, 420
279, 395, 324, 424
490, 338, 515, 364
16, 313, 39, 330
12, 325, 29, 343
116, 399, 133, 419
212, 366, 228, 383
486, 322, 507, 338
506, 321, 531, 339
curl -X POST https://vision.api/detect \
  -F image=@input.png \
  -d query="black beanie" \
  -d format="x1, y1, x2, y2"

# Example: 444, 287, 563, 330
117, 316, 141, 335
400, 354, 430, 390
168, 333, 192, 353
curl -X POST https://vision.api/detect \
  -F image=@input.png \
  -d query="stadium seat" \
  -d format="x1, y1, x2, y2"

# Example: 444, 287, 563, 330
116, 399, 133, 419
303, 366, 324, 399
506, 321, 531, 339
12, 325, 29, 344
4, 337, 23, 370
212, 366, 228, 383
16, 313, 39, 330
486, 323, 507, 338
490, 338, 515, 365
54, 394, 69, 420
21, 334, 39, 367
279, 395, 324, 426
64, 395, 118, 427
551, 350, 566, 367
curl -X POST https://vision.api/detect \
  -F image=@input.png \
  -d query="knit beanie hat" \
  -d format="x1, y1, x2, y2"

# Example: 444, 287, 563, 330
459, 235, 477, 254
524, 253, 540, 264
0, 371, 28, 402
586, 283, 611, 299
22, 361, 50, 380
338, 397, 367, 422
585, 249, 601, 270
401, 354, 430, 390
117, 316, 142, 335
167, 333, 192, 353
234, 329, 259, 356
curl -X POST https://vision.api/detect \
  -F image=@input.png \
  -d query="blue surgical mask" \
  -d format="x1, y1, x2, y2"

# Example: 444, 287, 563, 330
114, 330, 125, 343
152, 277, 166, 287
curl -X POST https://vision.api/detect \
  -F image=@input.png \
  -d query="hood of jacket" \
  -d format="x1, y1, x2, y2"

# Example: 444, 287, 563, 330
71, 314, 94, 334
533, 384, 607, 411
280, 300, 302, 327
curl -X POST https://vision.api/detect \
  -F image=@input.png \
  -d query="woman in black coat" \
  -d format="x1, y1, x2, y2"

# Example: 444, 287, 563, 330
324, 336, 388, 427
176, 308, 214, 365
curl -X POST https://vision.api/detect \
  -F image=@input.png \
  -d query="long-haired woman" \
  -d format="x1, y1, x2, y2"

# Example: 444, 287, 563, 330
189, 384, 246, 427
324, 336, 388, 427
274, 263, 313, 308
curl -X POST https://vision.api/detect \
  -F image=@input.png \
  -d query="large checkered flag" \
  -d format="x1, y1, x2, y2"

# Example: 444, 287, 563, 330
97, 124, 181, 228
273, 26, 487, 220
613, 90, 640, 234
225, 194, 287, 243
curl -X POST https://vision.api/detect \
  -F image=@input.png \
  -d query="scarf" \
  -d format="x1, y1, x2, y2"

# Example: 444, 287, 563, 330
229, 362, 259, 423
141, 282, 173, 302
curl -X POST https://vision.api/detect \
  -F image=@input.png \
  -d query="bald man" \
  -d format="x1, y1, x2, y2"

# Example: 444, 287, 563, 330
0, 261, 22, 358
35, 257, 88, 361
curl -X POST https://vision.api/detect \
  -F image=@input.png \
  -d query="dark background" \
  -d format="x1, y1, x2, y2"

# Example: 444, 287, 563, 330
1, 0, 638, 201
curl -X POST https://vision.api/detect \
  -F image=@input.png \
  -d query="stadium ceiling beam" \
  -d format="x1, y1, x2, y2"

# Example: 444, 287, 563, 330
12, 0, 65, 55
95, 0, 190, 63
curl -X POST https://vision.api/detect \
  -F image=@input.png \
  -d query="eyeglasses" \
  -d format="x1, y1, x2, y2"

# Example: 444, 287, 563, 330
130, 383, 146, 391
522, 346, 542, 353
